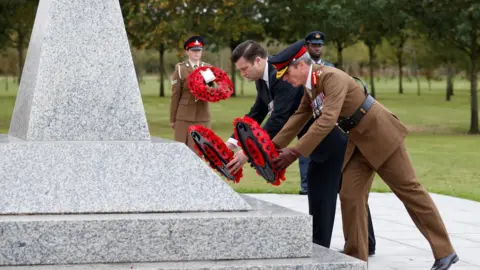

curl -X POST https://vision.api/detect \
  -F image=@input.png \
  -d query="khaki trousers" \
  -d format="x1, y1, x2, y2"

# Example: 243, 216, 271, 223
340, 142, 455, 261
174, 120, 211, 153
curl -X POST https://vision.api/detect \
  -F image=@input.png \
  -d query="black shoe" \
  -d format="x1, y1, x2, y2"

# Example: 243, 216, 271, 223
431, 253, 459, 270
299, 190, 308, 195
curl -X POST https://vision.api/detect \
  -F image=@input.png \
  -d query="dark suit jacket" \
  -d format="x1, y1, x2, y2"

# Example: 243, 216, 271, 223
232, 63, 307, 140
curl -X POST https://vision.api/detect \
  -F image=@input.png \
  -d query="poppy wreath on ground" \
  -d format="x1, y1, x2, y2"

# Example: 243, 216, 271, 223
232, 116, 286, 186
188, 125, 242, 183
187, 66, 234, 102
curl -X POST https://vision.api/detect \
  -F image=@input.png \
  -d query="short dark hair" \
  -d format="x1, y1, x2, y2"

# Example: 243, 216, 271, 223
231, 40, 267, 63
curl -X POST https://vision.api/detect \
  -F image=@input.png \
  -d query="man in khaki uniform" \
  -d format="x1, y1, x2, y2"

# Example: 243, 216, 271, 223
269, 40, 458, 269
170, 35, 211, 152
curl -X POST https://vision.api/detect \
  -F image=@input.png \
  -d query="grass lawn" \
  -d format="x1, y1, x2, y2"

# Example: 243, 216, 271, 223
1, 75, 479, 201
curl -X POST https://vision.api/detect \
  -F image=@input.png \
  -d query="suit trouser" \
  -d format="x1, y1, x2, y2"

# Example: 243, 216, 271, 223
306, 127, 345, 248
308, 154, 342, 248
340, 142, 455, 261
298, 155, 310, 192
174, 120, 211, 152
306, 128, 376, 251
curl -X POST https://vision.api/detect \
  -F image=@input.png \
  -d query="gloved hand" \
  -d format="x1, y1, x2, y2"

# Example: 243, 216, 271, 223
272, 147, 301, 171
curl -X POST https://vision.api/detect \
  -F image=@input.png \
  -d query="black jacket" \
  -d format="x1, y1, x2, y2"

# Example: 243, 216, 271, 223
232, 63, 310, 140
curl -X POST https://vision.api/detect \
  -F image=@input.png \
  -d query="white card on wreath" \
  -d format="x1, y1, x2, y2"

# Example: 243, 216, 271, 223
200, 68, 216, 84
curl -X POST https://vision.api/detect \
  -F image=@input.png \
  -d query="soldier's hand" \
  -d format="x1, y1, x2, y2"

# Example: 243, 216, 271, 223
170, 122, 175, 129
272, 147, 301, 171
227, 150, 248, 175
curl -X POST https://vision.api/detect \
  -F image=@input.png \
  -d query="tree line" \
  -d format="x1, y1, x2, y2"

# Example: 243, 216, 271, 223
0, 0, 479, 133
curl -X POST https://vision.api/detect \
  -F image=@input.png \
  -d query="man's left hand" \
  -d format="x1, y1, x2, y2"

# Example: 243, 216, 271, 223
272, 148, 301, 171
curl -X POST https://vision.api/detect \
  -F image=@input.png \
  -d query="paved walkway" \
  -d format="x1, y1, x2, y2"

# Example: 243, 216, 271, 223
246, 193, 480, 270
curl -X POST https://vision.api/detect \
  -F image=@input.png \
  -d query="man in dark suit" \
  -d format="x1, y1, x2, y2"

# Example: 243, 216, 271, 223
225, 40, 306, 172
225, 40, 340, 249
298, 31, 334, 194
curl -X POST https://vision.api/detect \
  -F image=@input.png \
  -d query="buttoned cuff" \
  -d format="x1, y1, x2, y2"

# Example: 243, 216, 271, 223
227, 138, 239, 148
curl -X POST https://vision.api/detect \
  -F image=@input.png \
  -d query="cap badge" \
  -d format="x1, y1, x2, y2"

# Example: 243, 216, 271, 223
315, 33, 321, 39
194, 40, 200, 45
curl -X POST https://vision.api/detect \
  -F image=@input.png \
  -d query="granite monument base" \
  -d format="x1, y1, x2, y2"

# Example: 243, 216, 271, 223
0, 196, 311, 266
0, 195, 366, 269
0, 245, 366, 270
0, 135, 251, 214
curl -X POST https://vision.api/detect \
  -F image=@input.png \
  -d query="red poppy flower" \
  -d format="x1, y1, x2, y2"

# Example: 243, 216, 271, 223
187, 66, 234, 102
232, 116, 286, 186
188, 125, 242, 183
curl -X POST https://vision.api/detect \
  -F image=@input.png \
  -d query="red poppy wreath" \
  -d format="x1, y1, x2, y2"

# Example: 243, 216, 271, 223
187, 66, 234, 102
233, 116, 286, 186
188, 125, 243, 183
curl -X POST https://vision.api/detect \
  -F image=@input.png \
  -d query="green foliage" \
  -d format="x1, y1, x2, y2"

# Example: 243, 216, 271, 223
306, 0, 362, 69
122, 0, 185, 53
0, 0, 36, 79
307, 1, 361, 47
0, 0, 36, 47
261, 0, 307, 45
401, 0, 480, 133
402, 0, 479, 55
357, 0, 392, 47
203, 0, 265, 50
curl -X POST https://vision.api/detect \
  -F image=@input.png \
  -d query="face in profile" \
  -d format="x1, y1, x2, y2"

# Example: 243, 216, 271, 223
282, 61, 309, 87
235, 56, 263, 81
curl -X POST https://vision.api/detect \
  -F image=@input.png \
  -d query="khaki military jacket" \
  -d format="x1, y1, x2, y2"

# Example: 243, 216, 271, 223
272, 65, 408, 169
170, 61, 211, 123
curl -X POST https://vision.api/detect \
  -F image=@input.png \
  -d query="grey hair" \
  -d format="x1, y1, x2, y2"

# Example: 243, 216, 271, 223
290, 51, 312, 67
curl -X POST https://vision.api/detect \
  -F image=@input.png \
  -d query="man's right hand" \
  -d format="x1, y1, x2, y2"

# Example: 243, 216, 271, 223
170, 122, 175, 129
227, 150, 249, 175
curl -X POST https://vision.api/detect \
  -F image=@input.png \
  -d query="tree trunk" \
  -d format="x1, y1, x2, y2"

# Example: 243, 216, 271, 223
412, 49, 421, 96
416, 73, 421, 96
240, 75, 244, 96
230, 40, 237, 97
17, 34, 25, 84
231, 61, 236, 97
468, 26, 478, 134
336, 42, 344, 71
158, 44, 165, 97
446, 63, 454, 101
368, 44, 376, 98
398, 53, 404, 94
5, 75, 8, 92
391, 35, 407, 94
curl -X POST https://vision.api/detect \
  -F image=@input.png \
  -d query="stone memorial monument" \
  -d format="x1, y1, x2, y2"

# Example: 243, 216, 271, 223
0, 0, 366, 269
